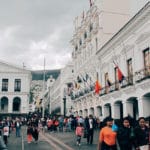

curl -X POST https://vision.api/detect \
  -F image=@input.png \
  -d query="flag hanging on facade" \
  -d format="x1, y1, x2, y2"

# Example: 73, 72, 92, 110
74, 81, 80, 89
113, 61, 125, 83
95, 80, 101, 94
117, 66, 125, 83
105, 73, 112, 87
94, 72, 101, 94
107, 78, 112, 87
67, 83, 74, 96
77, 75, 82, 83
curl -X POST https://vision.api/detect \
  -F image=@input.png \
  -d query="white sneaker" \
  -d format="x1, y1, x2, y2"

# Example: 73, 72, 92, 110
76, 141, 79, 145
78, 143, 81, 146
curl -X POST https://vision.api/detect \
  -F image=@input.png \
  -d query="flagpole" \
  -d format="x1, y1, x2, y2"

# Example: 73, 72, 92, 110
42, 57, 46, 118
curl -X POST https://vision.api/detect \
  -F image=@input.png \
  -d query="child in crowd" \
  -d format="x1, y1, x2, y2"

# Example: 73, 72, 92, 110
75, 123, 84, 146
27, 125, 33, 143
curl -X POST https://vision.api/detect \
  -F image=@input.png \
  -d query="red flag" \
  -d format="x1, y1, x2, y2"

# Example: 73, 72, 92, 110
117, 67, 125, 83
95, 80, 101, 94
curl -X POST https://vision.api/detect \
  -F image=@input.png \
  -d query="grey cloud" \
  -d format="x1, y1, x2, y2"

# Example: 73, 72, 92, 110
0, 0, 89, 69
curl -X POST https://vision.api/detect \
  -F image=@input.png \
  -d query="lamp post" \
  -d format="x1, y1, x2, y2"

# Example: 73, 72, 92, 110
42, 58, 46, 118
63, 96, 66, 117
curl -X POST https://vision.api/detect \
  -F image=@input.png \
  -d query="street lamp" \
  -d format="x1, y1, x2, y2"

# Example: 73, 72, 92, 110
63, 96, 66, 117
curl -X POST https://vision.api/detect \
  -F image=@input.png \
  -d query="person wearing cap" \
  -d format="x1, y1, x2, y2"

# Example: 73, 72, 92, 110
97, 116, 117, 150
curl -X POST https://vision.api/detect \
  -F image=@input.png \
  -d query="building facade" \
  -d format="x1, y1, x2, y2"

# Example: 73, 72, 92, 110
71, 2, 150, 120
0, 61, 31, 116
50, 63, 74, 116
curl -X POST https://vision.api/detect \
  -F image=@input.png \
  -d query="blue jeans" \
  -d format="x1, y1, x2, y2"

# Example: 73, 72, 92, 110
16, 127, 21, 137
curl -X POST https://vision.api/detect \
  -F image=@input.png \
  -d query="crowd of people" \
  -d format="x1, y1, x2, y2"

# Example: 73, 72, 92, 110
0, 114, 149, 150
26, 113, 149, 150
97, 116, 150, 150
0, 117, 23, 149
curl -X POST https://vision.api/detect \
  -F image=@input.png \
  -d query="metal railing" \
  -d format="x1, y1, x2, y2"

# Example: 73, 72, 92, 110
71, 67, 150, 100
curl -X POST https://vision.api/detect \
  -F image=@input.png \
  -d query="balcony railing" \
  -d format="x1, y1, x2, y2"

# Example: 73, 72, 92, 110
135, 67, 150, 83
71, 67, 150, 100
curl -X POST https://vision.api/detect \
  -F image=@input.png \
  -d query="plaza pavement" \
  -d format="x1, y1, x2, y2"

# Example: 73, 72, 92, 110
44, 129, 100, 150
6, 126, 100, 150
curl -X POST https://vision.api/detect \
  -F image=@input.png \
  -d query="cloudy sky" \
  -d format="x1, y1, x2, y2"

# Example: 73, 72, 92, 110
0, 0, 148, 70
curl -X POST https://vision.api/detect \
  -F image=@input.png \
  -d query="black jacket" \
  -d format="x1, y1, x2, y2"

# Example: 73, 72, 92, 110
117, 126, 134, 149
84, 118, 96, 130
134, 125, 149, 147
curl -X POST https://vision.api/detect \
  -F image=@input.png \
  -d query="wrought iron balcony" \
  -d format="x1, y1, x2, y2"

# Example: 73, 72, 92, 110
71, 67, 150, 100
135, 67, 150, 83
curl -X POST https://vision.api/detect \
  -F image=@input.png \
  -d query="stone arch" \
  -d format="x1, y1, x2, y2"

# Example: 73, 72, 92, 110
114, 100, 123, 119
79, 110, 83, 116
96, 106, 102, 117
0, 96, 8, 112
142, 92, 150, 117
75, 111, 78, 117
84, 109, 88, 117
126, 97, 138, 120
13, 97, 21, 112
104, 103, 111, 118
89, 107, 94, 116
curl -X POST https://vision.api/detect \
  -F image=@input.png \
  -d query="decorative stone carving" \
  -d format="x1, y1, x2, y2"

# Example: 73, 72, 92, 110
101, 95, 111, 101
110, 91, 122, 99
138, 81, 150, 90
123, 86, 135, 94
135, 32, 150, 44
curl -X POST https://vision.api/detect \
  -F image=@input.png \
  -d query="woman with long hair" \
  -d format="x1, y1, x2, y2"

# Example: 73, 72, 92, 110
97, 117, 117, 150
134, 117, 150, 150
117, 117, 135, 150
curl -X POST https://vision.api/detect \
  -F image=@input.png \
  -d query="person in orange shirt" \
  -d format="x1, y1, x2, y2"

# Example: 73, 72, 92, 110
97, 117, 117, 150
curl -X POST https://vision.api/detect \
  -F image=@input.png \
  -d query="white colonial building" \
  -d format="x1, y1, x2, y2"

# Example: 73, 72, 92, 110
0, 61, 31, 116
71, 1, 150, 120
50, 63, 74, 116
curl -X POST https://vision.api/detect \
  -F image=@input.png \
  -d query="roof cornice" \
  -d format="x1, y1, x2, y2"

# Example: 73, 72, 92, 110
96, 2, 150, 57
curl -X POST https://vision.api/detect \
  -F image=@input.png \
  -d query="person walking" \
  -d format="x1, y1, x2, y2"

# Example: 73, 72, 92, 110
3, 123, 9, 146
75, 123, 84, 146
134, 117, 150, 150
97, 117, 117, 150
15, 118, 21, 137
85, 114, 95, 145
32, 125, 39, 143
117, 117, 135, 150
27, 125, 33, 143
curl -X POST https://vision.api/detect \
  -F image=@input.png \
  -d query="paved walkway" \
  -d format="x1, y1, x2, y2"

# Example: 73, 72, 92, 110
6, 126, 100, 150
43, 129, 100, 150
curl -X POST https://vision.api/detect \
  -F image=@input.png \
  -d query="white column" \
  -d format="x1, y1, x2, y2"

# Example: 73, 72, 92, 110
94, 107, 98, 117
137, 97, 144, 117
83, 109, 86, 118
89, 108, 94, 116
103, 105, 110, 118
123, 101, 133, 117
111, 103, 120, 119
9, 97, 13, 113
